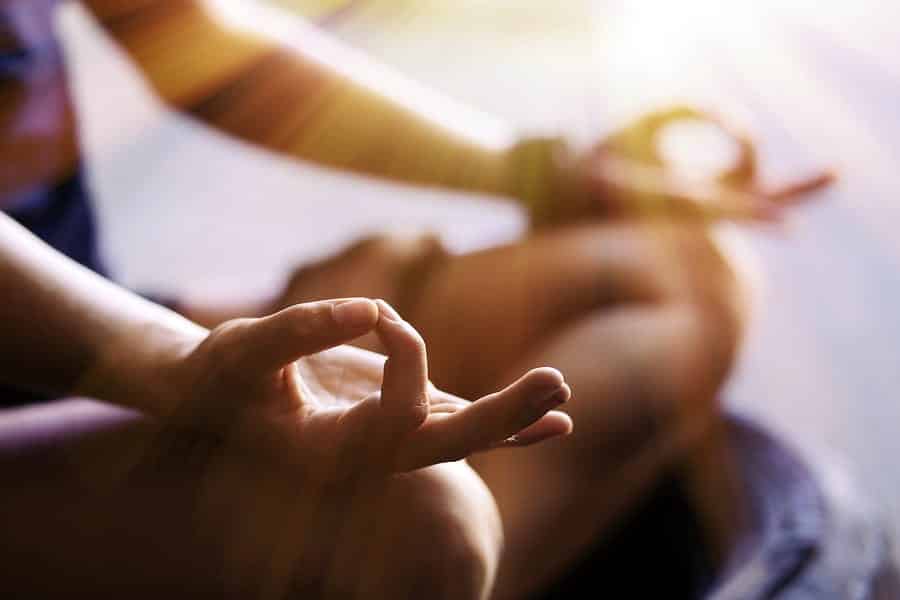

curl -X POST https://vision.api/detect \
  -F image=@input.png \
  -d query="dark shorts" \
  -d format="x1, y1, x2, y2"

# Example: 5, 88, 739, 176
537, 415, 898, 599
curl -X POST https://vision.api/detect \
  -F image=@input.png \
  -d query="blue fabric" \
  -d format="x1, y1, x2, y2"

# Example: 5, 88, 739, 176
5, 169, 108, 277
538, 415, 895, 599
1, 0, 102, 273
1, 0, 107, 406
709, 416, 895, 600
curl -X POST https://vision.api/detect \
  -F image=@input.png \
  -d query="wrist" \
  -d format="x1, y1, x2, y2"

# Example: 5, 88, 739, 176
75, 315, 207, 418
507, 136, 586, 227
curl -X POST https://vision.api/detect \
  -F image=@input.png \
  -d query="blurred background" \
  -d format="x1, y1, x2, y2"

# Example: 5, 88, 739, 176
58, 0, 900, 555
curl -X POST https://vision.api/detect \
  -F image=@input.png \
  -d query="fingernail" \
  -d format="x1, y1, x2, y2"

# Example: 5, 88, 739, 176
333, 299, 376, 328
534, 385, 569, 412
375, 299, 403, 322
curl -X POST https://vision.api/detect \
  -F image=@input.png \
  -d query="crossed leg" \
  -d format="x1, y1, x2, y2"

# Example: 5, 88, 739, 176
0, 398, 504, 599
404, 223, 749, 598
268, 222, 751, 598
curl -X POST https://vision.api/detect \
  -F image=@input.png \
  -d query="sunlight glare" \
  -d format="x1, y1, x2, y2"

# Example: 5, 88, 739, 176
204, 0, 516, 150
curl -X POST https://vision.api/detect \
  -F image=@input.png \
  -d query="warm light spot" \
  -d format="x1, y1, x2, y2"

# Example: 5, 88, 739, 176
602, 0, 760, 92
204, 0, 515, 150
656, 120, 740, 181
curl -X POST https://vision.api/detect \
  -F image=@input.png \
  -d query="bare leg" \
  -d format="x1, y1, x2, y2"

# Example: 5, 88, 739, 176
0, 398, 502, 599
193, 222, 750, 597
403, 223, 747, 598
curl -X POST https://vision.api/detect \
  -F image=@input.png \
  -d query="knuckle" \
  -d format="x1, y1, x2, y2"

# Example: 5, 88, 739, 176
207, 319, 253, 366
405, 398, 430, 428
396, 322, 427, 354
210, 317, 251, 341
385, 396, 429, 434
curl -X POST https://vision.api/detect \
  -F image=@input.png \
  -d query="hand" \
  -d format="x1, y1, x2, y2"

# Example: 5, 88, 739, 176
165, 298, 573, 479
531, 106, 834, 226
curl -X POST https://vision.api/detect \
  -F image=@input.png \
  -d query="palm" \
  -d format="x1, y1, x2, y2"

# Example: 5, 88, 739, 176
185, 299, 572, 482
268, 347, 570, 479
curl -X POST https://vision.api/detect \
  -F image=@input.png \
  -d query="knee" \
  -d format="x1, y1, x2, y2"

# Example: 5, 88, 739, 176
708, 224, 761, 333
543, 222, 752, 339
389, 462, 502, 600
630, 224, 753, 372
564, 224, 752, 449
356, 462, 502, 600
675, 225, 758, 376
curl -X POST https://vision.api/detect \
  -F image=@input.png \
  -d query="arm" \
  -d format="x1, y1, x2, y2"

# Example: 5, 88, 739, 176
78, 1, 828, 224
0, 211, 204, 414
0, 212, 572, 469
80, 0, 557, 211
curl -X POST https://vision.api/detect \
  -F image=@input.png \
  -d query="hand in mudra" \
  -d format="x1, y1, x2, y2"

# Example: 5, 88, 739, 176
167, 297, 572, 480
536, 105, 834, 226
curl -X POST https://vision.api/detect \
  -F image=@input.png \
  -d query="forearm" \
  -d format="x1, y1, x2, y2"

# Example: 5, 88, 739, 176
0, 214, 205, 414
81, 0, 566, 208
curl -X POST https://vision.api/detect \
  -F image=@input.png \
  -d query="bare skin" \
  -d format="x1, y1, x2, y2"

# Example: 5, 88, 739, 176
0, 213, 577, 599
180, 103, 829, 600
242, 219, 753, 598
0, 398, 508, 598
167, 100, 825, 597
1, 4, 827, 596
406, 223, 747, 598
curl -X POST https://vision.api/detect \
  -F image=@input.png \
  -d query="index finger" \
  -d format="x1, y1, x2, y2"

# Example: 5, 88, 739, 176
764, 171, 836, 204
